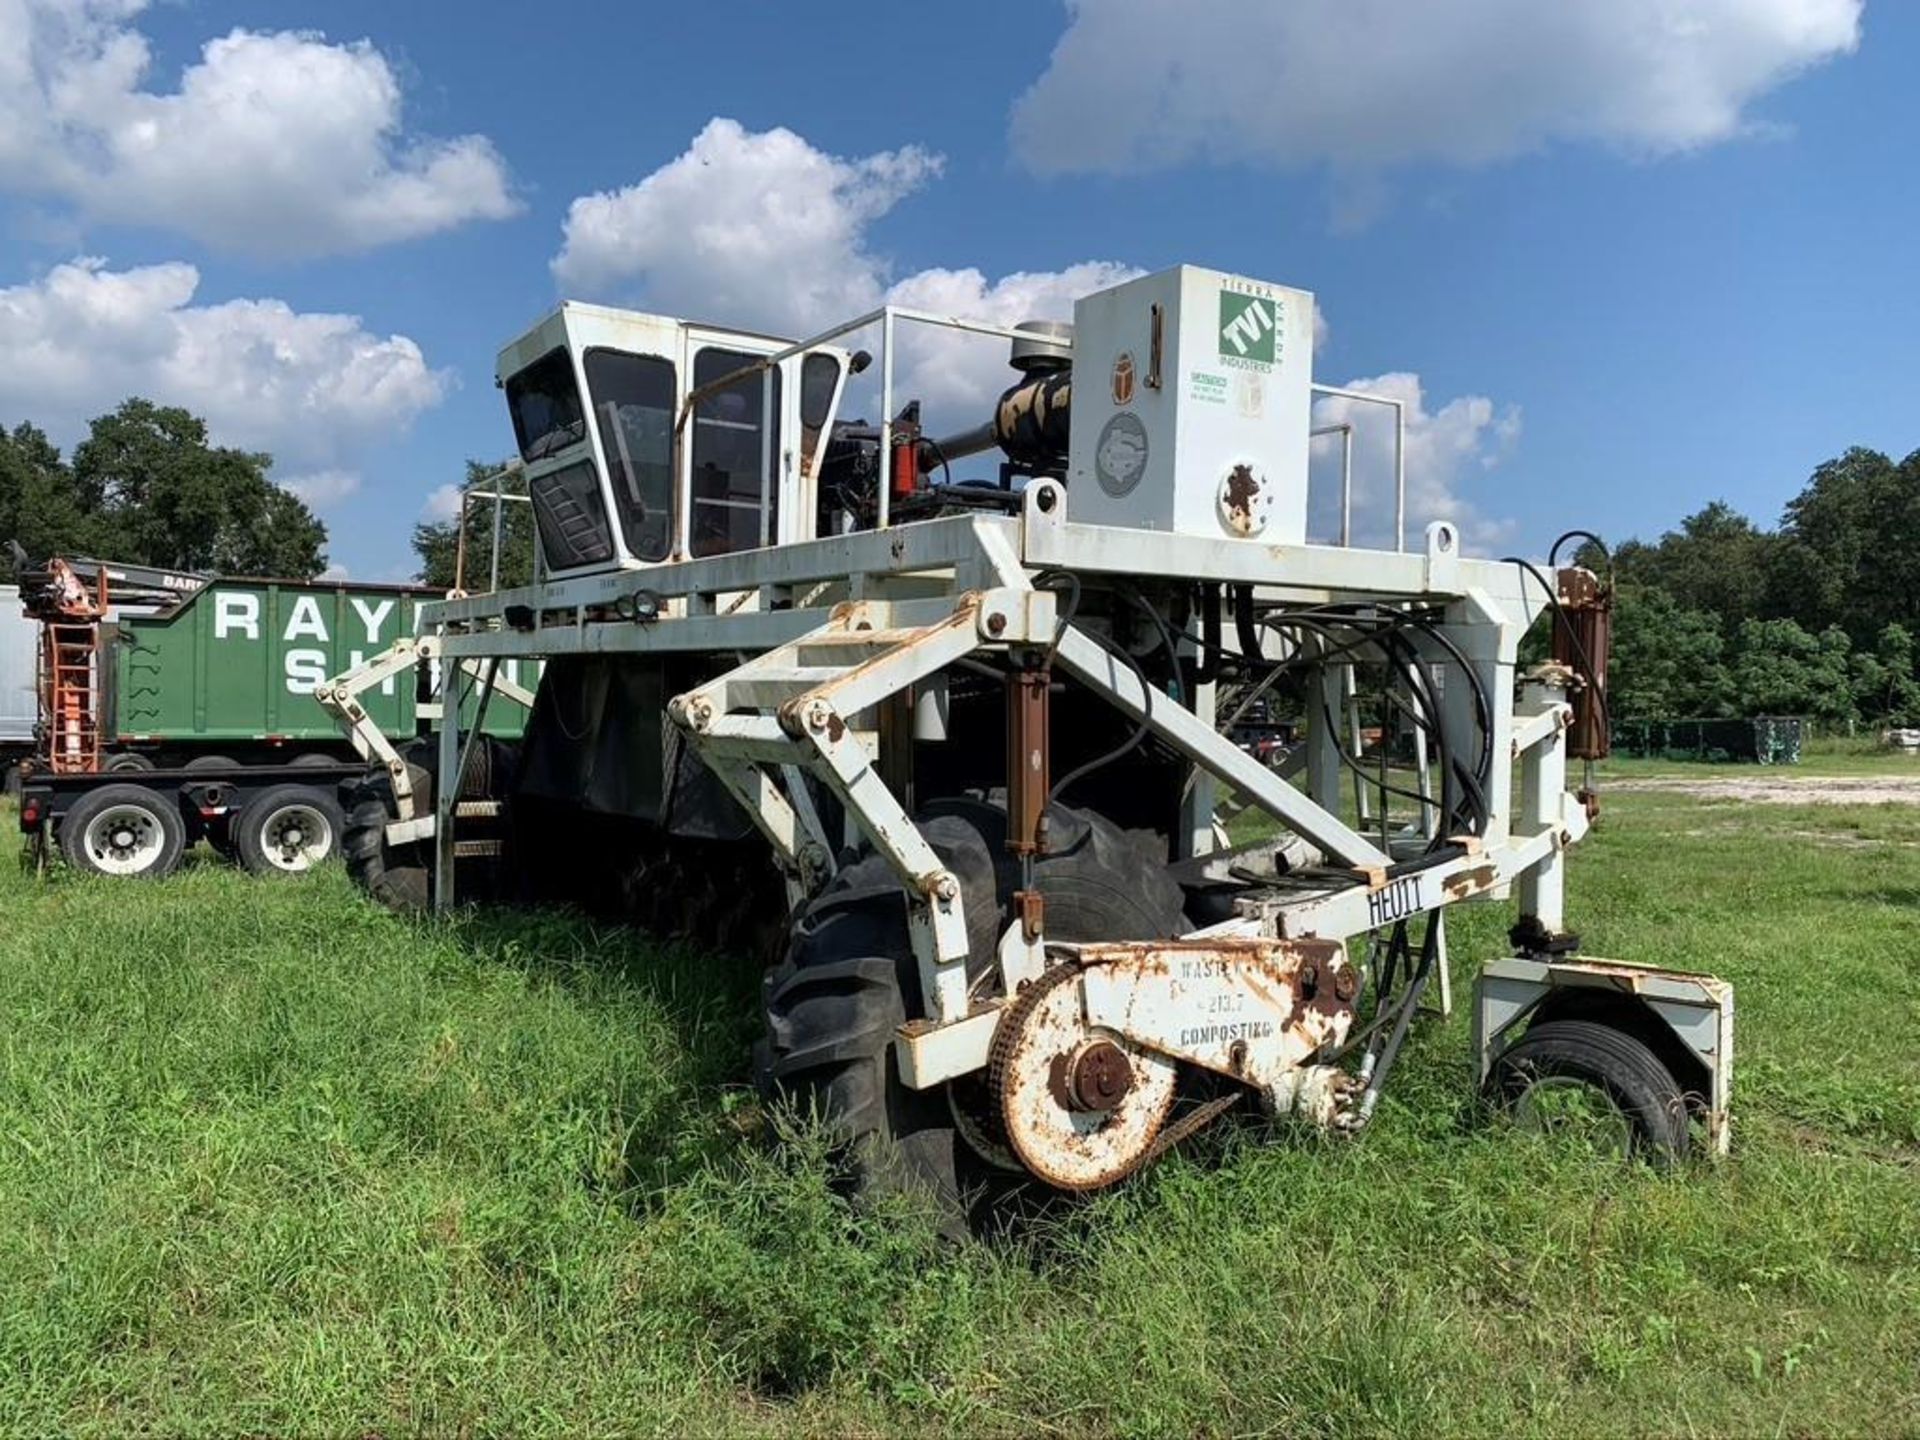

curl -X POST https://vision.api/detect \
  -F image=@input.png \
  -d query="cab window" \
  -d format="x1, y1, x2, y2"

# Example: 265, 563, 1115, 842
584, 348, 675, 562
799, 352, 841, 476
527, 460, 614, 569
689, 347, 781, 557
505, 348, 587, 462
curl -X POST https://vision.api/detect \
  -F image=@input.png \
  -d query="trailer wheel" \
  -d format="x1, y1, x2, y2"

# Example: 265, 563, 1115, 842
234, 784, 346, 875
757, 801, 1187, 1233
60, 783, 187, 879
184, 754, 238, 772
290, 752, 338, 768
1487, 1019, 1690, 1164
105, 753, 155, 773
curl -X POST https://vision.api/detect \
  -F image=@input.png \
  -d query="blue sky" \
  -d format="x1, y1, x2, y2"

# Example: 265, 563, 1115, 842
0, 0, 1904, 578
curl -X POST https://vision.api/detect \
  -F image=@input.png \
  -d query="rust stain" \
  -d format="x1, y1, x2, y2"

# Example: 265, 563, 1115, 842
1047, 1051, 1075, 1109
1223, 464, 1261, 534
1442, 863, 1498, 902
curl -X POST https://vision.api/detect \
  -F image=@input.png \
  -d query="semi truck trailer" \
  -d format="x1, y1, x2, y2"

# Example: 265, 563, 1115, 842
13, 557, 531, 878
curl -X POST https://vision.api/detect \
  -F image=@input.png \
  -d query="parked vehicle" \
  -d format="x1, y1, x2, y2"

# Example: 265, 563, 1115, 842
1, 585, 33, 791
12, 557, 531, 878
324, 262, 1735, 1230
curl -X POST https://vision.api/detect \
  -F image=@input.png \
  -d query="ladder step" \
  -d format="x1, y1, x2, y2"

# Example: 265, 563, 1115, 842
453, 799, 504, 819
452, 839, 504, 858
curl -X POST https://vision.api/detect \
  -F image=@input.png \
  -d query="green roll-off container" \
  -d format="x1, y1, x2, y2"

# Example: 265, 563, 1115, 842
109, 578, 530, 753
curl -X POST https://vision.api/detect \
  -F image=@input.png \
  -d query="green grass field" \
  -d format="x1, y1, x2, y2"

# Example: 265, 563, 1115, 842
1, 772, 1916, 1437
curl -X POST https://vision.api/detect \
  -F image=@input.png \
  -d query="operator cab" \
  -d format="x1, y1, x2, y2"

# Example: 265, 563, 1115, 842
496, 303, 852, 579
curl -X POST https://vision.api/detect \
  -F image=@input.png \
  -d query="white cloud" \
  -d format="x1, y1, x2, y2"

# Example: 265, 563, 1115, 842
0, 257, 449, 509
1012, 0, 1861, 179
884, 262, 1141, 424
318, 562, 350, 581
552, 118, 1137, 431
553, 118, 941, 329
420, 482, 463, 523
1309, 372, 1520, 553
0, 0, 517, 257
280, 469, 361, 507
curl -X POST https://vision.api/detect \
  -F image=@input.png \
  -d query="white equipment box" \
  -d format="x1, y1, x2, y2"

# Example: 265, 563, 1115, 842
1067, 265, 1315, 543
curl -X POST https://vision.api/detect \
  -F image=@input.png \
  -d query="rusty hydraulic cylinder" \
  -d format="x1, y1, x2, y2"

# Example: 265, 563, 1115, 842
1007, 663, 1052, 941
1007, 667, 1051, 856
1552, 568, 1612, 761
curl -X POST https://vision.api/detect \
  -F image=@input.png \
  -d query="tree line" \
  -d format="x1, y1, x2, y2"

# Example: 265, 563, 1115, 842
0, 400, 326, 579
1595, 447, 1920, 727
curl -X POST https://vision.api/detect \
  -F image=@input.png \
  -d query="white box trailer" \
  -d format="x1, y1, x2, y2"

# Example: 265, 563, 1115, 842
1, 585, 36, 760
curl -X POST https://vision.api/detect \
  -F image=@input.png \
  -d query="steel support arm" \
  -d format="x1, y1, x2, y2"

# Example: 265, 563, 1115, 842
1050, 625, 1392, 870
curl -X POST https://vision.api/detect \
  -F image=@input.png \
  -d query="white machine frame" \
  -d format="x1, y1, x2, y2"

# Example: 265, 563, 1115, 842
319, 293, 1733, 1151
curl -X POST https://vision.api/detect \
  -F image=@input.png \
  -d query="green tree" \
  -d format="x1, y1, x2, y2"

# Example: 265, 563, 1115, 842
1772, 446, 1920, 641
1608, 586, 1732, 719
412, 459, 536, 592
1848, 623, 1920, 725
71, 399, 326, 577
1726, 618, 1857, 725
0, 422, 101, 570
1611, 501, 1775, 636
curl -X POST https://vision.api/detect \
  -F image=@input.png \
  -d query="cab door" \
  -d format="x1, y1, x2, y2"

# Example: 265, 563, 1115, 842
678, 332, 801, 557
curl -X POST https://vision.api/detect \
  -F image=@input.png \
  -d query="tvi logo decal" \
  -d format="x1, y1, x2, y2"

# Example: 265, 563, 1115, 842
1219, 291, 1277, 368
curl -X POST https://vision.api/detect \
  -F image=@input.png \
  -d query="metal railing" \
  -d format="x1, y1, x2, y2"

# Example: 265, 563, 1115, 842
1311, 385, 1406, 553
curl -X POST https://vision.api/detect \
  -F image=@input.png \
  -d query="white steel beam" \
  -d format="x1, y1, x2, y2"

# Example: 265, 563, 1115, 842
1051, 624, 1392, 870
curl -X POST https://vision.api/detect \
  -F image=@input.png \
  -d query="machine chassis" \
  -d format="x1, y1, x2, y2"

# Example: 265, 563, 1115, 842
320, 293, 1734, 1186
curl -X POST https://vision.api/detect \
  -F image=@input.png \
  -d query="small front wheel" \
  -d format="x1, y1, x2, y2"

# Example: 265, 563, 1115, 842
234, 784, 346, 875
61, 784, 188, 879
1487, 1018, 1690, 1164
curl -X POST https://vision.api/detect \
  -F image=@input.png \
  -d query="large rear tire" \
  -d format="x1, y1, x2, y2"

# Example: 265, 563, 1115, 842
756, 800, 1187, 1233
343, 747, 435, 912
342, 737, 515, 912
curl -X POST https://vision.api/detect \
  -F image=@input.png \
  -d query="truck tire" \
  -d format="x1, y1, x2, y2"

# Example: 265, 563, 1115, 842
184, 754, 238, 772
60, 783, 188, 879
105, 753, 155, 773
1486, 1018, 1691, 1164
234, 784, 347, 875
756, 799, 1188, 1233
290, 752, 338, 768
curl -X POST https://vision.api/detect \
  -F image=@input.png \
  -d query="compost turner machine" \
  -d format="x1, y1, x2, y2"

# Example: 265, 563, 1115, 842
322, 265, 1731, 1225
